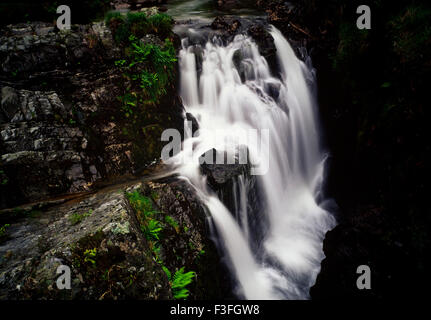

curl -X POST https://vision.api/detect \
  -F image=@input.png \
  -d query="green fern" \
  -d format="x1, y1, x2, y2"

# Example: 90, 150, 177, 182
165, 215, 179, 232
142, 218, 163, 241
170, 267, 196, 300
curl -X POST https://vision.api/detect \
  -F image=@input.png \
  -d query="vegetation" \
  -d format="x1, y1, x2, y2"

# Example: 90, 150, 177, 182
107, 12, 176, 106
106, 12, 174, 44
0, 224, 10, 239
163, 266, 196, 300
115, 35, 177, 107
69, 209, 93, 225
126, 189, 197, 299
126, 191, 163, 243
165, 215, 180, 233
103, 11, 179, 166
83, 248, 97, 266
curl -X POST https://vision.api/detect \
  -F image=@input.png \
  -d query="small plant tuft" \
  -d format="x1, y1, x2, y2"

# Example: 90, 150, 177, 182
69, 209, 93, 225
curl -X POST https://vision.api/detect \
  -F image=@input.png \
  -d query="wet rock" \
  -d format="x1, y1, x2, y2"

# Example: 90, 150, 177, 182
128, 0, 168, 10
0, 88, 95, 206
199, 148, 249, 187
247, 24, 277, 70
211, 16, 242, 34
0, 20, 184, 209
143, 179, 230, 298
216, 0, 242, 9
0, 182, 171, 299
185, 112, 199, 136
0, 178, 227, 299
199, 148, 267, 253
140, 33, 164, 47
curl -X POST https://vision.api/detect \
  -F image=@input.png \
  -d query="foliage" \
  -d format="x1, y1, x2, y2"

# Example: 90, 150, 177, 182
69, 209, 93, 225
0, 224, 10, 238
83, 248, 97, 266
126, 191, 155, 219
105, 11, 124, 24
107, 11, 176, 103
126, 191, 164, 243
141, 218, 163, 241
168, 267, 196, 300
126, 189, 197, 299
106, 12, 174, 44
117, 36, 177, 104
165, 215, 179, 232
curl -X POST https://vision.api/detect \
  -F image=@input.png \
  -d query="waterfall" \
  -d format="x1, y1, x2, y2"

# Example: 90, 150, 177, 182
164, 26, 336, 299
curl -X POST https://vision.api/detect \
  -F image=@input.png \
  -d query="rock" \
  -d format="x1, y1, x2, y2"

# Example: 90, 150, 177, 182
185, 112, 199, 137
310, 206, 414, 300
128, 0, 168, 10
247, 24, 277, 70
199, 148, 249, 187
0, 20, 184, 209
216, 0, 242, 9
143, 179, 231, 298
0, 182, 170, 299
140, 33, 164, 47
1, 87, 19, 121
199, 148, 267, 253
211, 16, 242, 34
0, 178, 227, 299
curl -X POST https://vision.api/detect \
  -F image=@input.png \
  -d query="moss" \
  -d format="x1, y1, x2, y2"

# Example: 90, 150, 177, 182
165, 215, 179, 233
110, 221, 130, 235
69, 209, 93, 225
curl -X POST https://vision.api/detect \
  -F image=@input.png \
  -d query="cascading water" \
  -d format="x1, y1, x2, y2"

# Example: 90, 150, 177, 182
165, 25, 336, 299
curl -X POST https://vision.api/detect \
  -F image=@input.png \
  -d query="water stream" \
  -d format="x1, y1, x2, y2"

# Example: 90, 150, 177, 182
164, 11, 336, 299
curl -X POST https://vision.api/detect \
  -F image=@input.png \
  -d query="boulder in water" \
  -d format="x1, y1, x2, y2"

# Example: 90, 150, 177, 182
199, 148, 249, 187
211, 16, 242, 34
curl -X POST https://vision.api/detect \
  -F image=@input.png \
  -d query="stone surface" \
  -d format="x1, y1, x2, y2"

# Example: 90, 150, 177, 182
199, 148, 249, 187
0, 181, 170, 299
0, 178, 227, 300
0, 21, 184, 209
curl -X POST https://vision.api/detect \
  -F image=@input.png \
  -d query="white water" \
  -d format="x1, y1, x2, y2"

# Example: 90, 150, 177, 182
165, 26, 336, 299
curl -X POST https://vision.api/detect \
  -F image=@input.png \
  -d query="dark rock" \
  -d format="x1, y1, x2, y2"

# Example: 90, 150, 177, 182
199, 148, 249, 187
0, 20, 184, 209
185, 112, 199, 137
1, 87, 19, 121
199, 148, 268, 254
0, 178, 227, 299
144, 179, 231, 299
247, 24, 277, 70
128, 0, 168, 10
211, 16, 242, 34
216, 0, 241, 9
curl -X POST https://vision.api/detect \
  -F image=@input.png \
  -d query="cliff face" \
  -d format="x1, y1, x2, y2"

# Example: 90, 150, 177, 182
0, 7, 240, 300
0, 19, 183, 209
